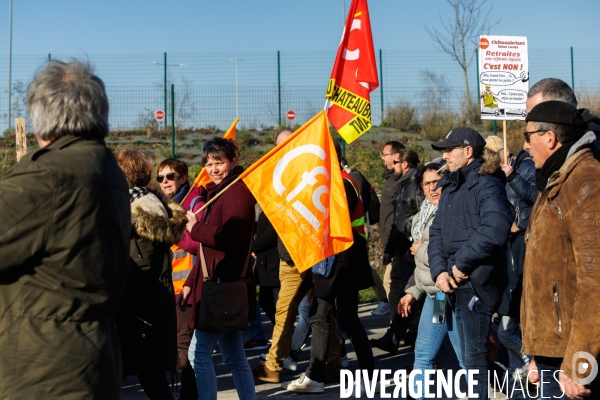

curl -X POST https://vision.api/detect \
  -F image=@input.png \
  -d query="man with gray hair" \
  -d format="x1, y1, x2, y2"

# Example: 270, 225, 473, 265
0, 61, 131, 399
527, 77, 600, 160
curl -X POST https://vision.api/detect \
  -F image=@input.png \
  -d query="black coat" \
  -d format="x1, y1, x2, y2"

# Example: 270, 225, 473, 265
252, 212, 281, 288
384, 168, 425, 255
313, 180, 374, 298
379, 168, 397, 247
428, 157, 513, 310
497, 229, 525, 318
118, 191, 187, 377
505, 150, 537, 230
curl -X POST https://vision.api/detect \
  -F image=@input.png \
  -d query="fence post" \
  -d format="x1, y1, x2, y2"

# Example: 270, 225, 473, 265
379, 49, 384, 123
570, 47, 575, 90
171, 84, 175, 158
277, 51, 282, 126
164, 52, 168, 129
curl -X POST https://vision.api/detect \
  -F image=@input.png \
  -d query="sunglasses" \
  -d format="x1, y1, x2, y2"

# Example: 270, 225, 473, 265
393, 159, 403, 165
203, 137, 230, 151
156, 172, 178, 183
523, 129, 549, 143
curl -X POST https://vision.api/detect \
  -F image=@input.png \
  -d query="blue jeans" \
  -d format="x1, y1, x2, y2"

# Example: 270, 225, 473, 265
454, 284, 492, 400
189, 329, 256, 400
412, 294, 464, 400
497, 315, 530, 377
290, 294, 311, 352
249, 302, 267, 342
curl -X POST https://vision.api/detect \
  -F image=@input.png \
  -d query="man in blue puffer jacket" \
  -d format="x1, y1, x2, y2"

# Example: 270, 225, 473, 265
428, 127, 513, 400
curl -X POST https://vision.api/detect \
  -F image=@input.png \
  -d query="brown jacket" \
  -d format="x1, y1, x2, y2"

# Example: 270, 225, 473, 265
521, 141, 600, 382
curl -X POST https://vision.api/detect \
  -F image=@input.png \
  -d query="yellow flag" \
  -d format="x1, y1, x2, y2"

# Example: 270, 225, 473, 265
240, 111, 353, 272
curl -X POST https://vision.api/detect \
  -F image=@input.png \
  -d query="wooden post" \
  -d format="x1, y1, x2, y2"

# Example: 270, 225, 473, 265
15, 118, 27, 162
503, 120, 508, 164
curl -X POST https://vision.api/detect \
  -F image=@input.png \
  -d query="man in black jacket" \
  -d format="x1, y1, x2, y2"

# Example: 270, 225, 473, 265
378, 141, 406, 319
429, 127, 512, 400
371, 149, 424, 353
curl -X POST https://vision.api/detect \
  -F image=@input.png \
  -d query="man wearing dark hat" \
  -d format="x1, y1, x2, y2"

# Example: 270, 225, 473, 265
521, 100, 600, 398
428, 127, 512, 400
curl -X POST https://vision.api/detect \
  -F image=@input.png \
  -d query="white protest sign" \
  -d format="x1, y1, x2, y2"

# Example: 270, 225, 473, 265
478, 35, 529, 120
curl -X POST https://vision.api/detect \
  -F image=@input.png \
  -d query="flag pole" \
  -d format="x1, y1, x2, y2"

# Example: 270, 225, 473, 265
194, 176, 241, 215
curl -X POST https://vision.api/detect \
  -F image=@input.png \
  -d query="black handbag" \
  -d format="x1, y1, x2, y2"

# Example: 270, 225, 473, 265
197, 243, 249, 332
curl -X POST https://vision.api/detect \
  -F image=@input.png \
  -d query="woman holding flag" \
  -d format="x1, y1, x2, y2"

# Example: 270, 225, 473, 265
181, 138, 257, 400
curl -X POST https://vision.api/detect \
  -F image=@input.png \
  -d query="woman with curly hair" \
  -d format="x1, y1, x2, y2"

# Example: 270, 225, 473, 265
115, 148, 188, 400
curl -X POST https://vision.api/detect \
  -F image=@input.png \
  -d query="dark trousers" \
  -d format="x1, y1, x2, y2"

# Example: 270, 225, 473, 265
258, 286, 279, 325
306, 291, 375, 382
176, 305, 198, 400
454, 284, 492, 400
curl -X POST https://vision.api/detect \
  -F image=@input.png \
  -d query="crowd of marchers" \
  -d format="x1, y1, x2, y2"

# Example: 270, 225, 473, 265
0, 61, 599, 400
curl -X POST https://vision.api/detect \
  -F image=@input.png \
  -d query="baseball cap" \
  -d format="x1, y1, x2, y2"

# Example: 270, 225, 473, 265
431, 127, 486, 153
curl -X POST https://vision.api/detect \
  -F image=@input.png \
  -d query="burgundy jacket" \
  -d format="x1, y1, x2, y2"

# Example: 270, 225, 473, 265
183, 167, 256, 327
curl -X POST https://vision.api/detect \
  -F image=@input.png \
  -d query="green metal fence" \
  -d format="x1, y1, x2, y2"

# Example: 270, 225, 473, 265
1, 48, 599, 133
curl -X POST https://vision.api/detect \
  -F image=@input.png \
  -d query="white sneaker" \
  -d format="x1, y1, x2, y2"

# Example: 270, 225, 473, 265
371, 301, 390, 316
341, 355, 349, 368
283, 356, 298, 371
282, 375, 324, 393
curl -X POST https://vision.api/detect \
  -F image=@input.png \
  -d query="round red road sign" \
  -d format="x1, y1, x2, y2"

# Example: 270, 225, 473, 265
286, 110, 296, 120
155, 110, 165, 121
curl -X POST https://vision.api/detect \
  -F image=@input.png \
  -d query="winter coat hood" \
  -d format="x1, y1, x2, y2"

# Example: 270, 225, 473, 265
131, 190, 187, 245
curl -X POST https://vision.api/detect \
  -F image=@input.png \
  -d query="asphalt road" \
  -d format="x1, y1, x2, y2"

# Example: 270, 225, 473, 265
122, 302, 509, 400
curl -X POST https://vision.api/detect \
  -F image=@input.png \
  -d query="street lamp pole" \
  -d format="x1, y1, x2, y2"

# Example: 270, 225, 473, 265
150, 57, 185, 129
228, 58, 242, 120
7, 0, 13, 133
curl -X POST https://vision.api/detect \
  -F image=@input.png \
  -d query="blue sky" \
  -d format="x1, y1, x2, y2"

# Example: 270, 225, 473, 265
1, 0, 599, 55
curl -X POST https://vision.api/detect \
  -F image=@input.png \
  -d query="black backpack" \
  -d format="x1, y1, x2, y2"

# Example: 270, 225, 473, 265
350, 170, 380, 225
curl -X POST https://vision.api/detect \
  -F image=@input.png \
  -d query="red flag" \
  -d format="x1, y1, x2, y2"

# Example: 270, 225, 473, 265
326, 0, 379, 144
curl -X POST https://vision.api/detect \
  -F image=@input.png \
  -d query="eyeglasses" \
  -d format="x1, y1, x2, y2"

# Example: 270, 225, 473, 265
523, 129, 549, 143
442, 146, 465, 153
422, 179, 440, 189
156, 172, 177, 183
203, 137, 230, 151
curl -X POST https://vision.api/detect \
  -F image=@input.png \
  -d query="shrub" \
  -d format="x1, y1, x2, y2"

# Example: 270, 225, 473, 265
382, 102, 417, 131
577, 89, 600, 115
419, 109, 460, 141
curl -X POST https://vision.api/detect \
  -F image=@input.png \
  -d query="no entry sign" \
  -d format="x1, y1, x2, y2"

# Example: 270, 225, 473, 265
155, 110, 165, 121
286, 110, 296, 120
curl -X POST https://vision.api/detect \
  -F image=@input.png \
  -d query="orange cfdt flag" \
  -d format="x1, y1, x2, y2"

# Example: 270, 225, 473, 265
240, 111, 353, 272
325, 0, 379, 144
190, 118, 238, 193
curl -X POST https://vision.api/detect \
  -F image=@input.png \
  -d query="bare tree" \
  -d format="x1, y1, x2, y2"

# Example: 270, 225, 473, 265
424, 0, 499, 109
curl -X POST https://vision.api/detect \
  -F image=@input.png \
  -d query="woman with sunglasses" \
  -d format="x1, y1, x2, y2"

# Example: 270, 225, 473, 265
398, 163, 465, 400
114, 149, 188, 400
181, 137, 257, 400
157, 158, 205, 400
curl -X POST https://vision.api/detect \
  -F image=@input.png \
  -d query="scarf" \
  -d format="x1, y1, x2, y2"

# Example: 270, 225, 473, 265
535, 140, 577, 192
129, 186, 147, 203
172, 181, 190, 204
411, 198, 438, 242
